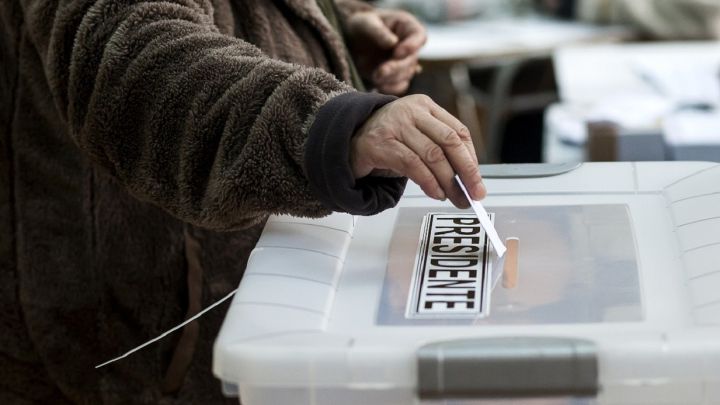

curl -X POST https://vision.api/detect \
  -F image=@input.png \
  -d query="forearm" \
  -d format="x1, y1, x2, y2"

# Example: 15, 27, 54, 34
24, 0, 390, 229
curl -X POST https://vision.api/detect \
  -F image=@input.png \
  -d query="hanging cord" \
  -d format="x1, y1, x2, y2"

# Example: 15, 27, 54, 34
95, 288, 238, 369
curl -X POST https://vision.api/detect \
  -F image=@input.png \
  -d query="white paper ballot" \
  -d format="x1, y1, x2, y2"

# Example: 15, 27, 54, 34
455, 175, 506, 257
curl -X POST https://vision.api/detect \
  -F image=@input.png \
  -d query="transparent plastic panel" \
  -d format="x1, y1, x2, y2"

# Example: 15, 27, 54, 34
378, 205, 641, 325
422, 398, 595, 405
238, 387, 415, 405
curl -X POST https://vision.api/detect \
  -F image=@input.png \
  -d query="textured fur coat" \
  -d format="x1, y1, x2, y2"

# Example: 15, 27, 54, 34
0, 0, 402, 403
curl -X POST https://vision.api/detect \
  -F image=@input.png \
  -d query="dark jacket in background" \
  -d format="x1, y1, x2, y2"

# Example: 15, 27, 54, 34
0, 0, 403, 403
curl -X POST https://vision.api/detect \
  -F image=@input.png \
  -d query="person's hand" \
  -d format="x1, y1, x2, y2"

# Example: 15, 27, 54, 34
345, 9, 427, 95
350, 95, 485, 208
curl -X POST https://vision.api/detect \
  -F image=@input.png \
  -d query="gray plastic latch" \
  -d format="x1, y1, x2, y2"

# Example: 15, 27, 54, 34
418, 337, 598, 399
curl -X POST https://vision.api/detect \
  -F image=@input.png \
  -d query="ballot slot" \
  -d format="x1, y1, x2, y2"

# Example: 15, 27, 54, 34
377, 204, 642, 326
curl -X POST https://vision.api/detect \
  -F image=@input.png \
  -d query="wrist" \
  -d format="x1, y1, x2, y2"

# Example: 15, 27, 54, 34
305, 92, 404, 215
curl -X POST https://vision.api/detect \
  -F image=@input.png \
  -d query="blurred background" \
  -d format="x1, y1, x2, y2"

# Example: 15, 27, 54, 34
371, 0, 720, 164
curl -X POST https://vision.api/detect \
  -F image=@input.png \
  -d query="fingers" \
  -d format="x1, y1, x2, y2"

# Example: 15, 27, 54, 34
399, 126, 468, 207
358, 10, 425, 95
362, 12, 399, 49
350, 96, 485, 208
394, 27, 427, 59
428, 105, 484, 200
371, 138, 446, 201
380, 10, 427, 58
373, 54, 419, 96
373, 54, 418, 84
414, 113, 483, 205
430, 105, 479, 165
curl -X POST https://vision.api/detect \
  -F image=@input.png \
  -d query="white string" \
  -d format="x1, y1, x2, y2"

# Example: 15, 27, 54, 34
95, 288, 238, 369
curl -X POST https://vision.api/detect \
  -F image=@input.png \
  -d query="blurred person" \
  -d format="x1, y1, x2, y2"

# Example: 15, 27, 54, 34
539, 0, 720, 39
0, 0, 486, 403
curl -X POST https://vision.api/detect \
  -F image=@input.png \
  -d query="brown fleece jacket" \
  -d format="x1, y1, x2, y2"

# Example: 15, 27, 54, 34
0, 0, 404, 403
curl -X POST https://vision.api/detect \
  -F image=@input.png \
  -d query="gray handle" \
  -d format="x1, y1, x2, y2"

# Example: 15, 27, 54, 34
418, 337, 598, 399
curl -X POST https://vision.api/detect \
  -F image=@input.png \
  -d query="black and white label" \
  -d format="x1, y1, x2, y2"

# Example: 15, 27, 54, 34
406, 213, 492, 319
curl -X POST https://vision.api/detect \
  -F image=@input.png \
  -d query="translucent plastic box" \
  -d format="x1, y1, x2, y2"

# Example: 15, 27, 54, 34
213, 162, 720, 404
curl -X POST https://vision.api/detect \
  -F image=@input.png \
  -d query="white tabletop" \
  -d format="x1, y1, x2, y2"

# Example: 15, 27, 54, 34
554, 41, 720, 105
420, 17, 631, 63
546, 41, 720, 163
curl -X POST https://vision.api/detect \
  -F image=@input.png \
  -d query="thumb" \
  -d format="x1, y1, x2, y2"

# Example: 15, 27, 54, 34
364, 14, 399, 49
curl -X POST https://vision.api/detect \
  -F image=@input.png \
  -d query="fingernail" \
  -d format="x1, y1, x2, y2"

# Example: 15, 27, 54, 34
436, 188, 446, 201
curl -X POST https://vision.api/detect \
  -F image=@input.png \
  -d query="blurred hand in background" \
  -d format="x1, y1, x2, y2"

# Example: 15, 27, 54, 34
345, 8, 427, 95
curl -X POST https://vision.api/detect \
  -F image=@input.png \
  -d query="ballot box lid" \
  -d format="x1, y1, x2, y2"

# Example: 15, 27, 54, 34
214, 162, 720, 404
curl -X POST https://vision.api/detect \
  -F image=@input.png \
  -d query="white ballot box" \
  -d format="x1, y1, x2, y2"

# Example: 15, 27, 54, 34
213, 162, 720, 405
